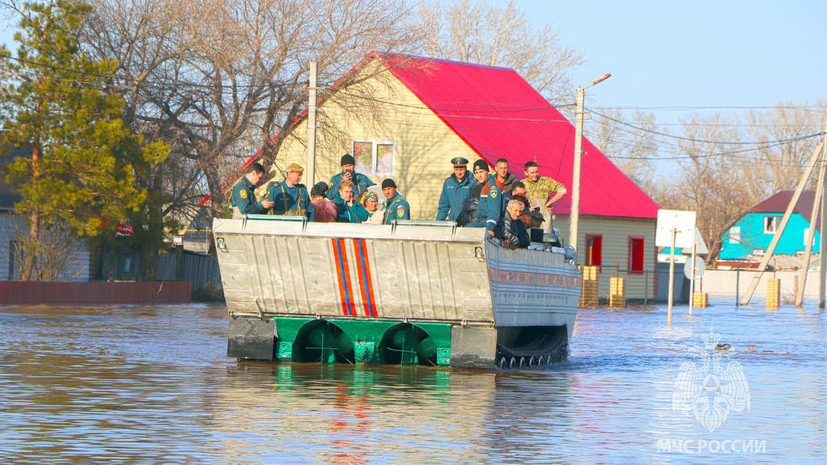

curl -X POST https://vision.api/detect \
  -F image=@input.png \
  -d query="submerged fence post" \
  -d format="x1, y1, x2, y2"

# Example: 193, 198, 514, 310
735, 265, 740, 308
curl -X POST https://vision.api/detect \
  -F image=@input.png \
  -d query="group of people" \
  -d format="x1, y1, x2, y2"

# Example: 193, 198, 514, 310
436, 156, 565, 249
230, 154, 409, 225
230, 153, 566, 249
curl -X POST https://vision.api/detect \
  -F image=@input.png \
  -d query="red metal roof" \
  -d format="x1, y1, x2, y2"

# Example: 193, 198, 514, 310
751, 190, 820, 230
377, 53, 659, 219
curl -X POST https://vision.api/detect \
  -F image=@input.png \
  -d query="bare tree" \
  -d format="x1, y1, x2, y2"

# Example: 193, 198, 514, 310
656, 113, 754, 261
83, 0, 424, 219
590, 109, 660, 195
739, 101, 827, 200
418, 0, 584, 105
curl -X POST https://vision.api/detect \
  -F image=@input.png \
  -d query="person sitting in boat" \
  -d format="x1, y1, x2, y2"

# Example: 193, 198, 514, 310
361, 191, 384, 224
464, 159, 503, 236
501, 199, 530, 249
266, 163, 314, 221
230, 162, 274, 218
381, 178, 410, 224
310, 181, 337, 222
326, 153, 375, 200
333, 179, 369, 223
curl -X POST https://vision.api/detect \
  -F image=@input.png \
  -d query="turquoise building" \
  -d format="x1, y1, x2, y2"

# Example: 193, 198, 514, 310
720, 190, 821, 260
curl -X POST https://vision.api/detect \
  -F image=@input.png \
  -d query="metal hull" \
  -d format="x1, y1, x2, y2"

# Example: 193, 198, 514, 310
213, 216, 581, 368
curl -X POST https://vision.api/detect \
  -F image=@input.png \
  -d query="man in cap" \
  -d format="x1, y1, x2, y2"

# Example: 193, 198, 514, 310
230, 162, 274, 218
381, 178, 410, 224
310, 181, 337, 223
267, 163, 314, 221
436, 156, 476, 222
326, 153, 375, 200
464, 159, 502, 235
522, 161, 566, 233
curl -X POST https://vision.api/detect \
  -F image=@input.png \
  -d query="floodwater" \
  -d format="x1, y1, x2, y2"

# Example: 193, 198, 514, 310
0, 302, 823, 464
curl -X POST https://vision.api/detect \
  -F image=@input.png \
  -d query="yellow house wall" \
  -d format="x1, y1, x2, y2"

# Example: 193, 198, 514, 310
555, 216, 657, 300
270, 60, 481, 220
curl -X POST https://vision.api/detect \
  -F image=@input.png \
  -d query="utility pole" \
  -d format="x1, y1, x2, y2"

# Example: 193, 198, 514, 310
306, 61, 318, 187
820, 120, 827, 308
741, 142, 824, 305
667, 227, 676, 324
795, 146, 826, 307
571, 73, 610, 253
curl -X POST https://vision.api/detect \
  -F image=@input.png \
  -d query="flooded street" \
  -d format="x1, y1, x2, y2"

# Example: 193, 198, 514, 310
0, 302, 823, 463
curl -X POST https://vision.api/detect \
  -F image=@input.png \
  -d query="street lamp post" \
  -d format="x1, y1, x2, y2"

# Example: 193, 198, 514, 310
570, 73, 611, 256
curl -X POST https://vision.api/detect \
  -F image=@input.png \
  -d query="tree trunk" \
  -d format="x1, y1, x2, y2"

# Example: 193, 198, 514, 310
22, 210, 39, 281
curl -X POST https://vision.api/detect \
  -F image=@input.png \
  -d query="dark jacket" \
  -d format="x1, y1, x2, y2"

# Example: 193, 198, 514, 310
436, 173, 475, 221
502, 214, 530, 249
496, 172, 519, 194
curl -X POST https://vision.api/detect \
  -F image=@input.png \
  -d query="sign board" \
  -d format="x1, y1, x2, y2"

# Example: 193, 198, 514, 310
693, 228, 709, 255
683, 257, 705, 280
656, 210, 697, 249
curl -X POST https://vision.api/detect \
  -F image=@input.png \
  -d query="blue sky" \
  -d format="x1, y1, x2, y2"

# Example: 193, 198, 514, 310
2, 1, 824, 121
517, 0, 825, 120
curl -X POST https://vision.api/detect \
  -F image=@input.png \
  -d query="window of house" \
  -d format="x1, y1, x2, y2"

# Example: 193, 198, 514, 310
802, 227, 818, 246
628, 237, 645, 273
584, 234, 602, 267
763, 216, 778, 234
729, 226, 741, 244
353, 140, 395, 175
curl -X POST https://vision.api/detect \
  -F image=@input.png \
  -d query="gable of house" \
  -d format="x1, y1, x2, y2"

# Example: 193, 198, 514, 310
269, 53, 658, 222
720, 190, 822, 259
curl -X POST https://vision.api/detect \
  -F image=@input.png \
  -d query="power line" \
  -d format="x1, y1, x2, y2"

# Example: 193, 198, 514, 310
589, 107, 826, 146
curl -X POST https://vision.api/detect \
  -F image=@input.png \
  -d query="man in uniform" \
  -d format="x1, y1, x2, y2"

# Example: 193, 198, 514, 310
230, 162, 274, 218
494, 158, 518, 194
267, 163, 314, 221
465, 159, 502, 235
436, 156, 475, 221
522, 161, 566, 233
327, 153, 375, 200
381, 178, 410, 224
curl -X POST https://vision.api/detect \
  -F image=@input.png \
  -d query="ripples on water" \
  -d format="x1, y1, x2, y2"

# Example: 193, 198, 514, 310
0, 303, 823, 464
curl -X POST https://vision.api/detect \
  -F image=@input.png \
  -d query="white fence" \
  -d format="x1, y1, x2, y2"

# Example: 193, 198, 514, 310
699, 269, 826, 302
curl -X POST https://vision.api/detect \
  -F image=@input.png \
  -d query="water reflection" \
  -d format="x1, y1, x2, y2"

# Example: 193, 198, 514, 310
0, 303, 823, 463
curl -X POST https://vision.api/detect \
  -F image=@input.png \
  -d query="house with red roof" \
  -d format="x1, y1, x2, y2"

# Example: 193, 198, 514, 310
719, 190, 821, 263
267, 52, 660, 299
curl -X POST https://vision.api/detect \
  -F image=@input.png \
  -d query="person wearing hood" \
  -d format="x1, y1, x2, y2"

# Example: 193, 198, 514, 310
436, 157, 475, 221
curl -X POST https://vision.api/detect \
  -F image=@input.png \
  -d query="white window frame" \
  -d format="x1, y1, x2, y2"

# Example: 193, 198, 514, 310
352, 140, 396, 176
763, 216, 778, 234
729, 226, 741, 244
